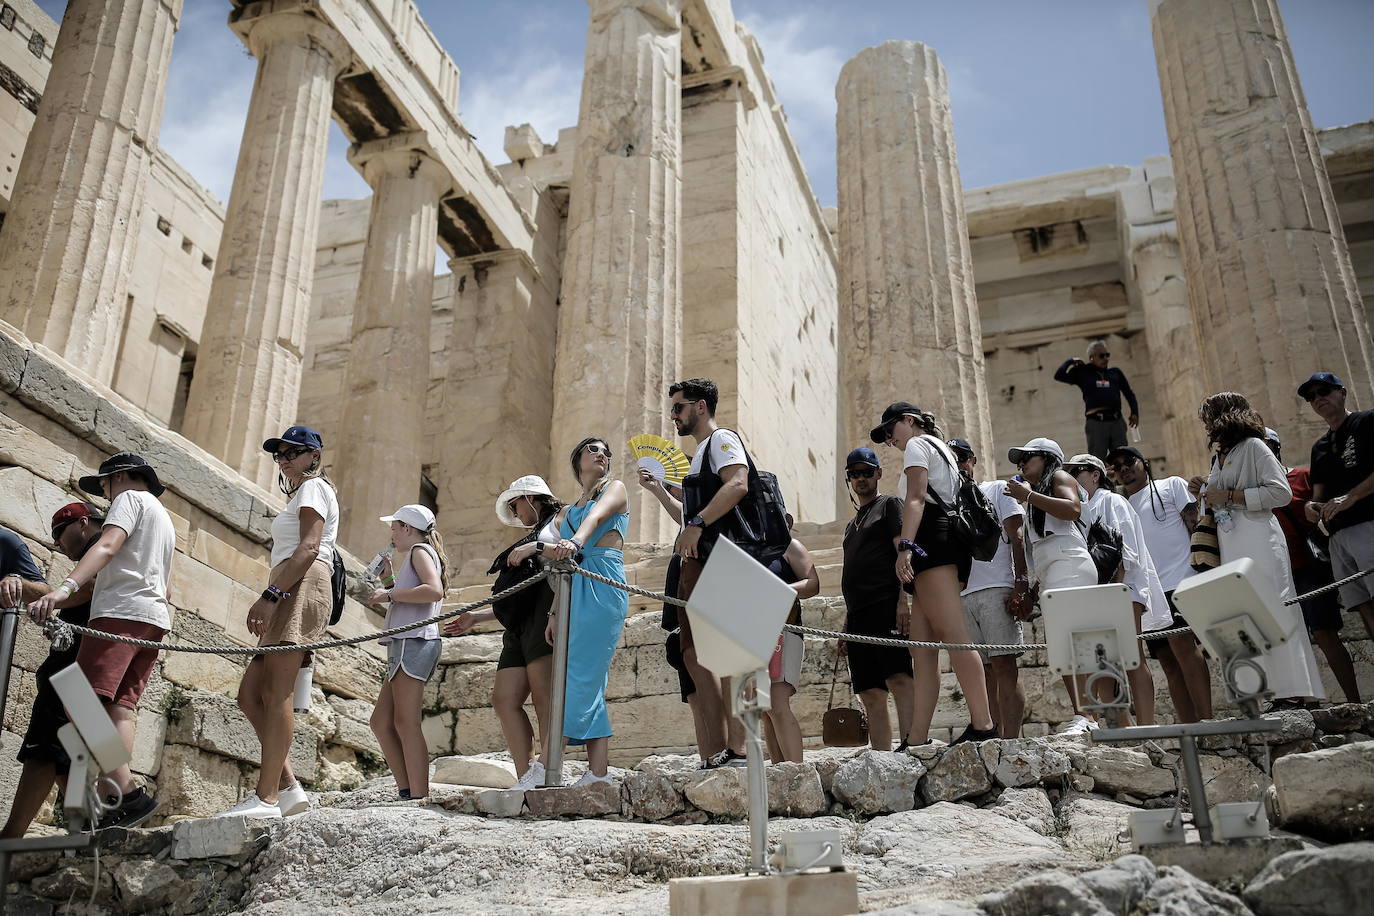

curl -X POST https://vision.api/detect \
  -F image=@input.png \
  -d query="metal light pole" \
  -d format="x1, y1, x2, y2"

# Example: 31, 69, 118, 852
543, 571, 572, 787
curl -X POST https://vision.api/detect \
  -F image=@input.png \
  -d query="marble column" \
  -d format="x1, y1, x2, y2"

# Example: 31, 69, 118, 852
181, 9, 350, 489
835, 41, 992, 491
0, 0, 181, 384
1152, 0, 1373, 444
1129, 222, 1211, 475
552, 0, 683, 543
438, 250, 557, 568
332, 140, 448, 553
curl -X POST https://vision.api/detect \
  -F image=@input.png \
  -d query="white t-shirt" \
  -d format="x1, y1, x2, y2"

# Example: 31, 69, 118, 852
962, 480, 1025, 595
896, 435, 959, 505
1127, 475, 1196, 592
91, 489, 175, 629
1083, 488, 1171, 631
270, 478, 339, 570
690, 429, 749, 477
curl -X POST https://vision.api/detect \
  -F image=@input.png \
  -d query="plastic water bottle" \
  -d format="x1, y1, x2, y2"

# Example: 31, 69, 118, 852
364, 546, 394, 586
1215, 506, 1234, 533
1130, 425, 1142, 444
293, 664, 313, 714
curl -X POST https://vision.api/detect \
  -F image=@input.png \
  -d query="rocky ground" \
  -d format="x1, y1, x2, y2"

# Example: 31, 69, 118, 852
5, 725, 1373, 914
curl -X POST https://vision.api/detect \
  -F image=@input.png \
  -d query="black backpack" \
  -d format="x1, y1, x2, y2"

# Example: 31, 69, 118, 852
1080, 518, 1124, 584
682, 429, 792, 562
328, 551, 346, 626
927, 444, 1003, 562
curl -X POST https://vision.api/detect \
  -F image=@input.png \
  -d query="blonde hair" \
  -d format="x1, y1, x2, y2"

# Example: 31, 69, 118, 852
423, 526, 449, 591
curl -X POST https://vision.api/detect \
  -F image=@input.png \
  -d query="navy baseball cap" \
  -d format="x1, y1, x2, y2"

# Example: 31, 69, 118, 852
262, 425, 324, 454
946, 438, 974, 460
1297, 371, 1344, 400
845, 447, 880, 468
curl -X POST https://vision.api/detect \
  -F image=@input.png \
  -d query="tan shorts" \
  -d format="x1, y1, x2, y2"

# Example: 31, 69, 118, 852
260, 560, 331, 649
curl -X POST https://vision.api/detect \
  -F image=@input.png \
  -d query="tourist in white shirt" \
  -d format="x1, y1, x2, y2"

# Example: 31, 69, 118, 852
949, 439, 1028, 739
28, 452, 175, 829
1106, 446, 1214, 722
219, 426, 339, 820
1066, 454, 1170, 725
871, 402, 996, 746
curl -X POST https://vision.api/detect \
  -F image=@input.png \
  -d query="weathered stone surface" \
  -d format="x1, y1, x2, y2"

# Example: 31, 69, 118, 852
312, 644, 386, 701
432, 754, 517, 789
979, 738, 1071, 788
1059, 793, 1138, 860
1311, 703, 1370, 734
327, 694, 383, 757
156, 744, 243, 818
1272, 741, 1374, 839
1243, 842, 1374, 916
1255, 709, 1317, 745
30, 860, 115, 902
524, 780, 622, 818
766, 762, 827, 817
474, 788, 525, 818
166, 689, 317, 777
1199, 754, 1265, 805
1141, 866, 1254, 915
922, 742, 993, 804
441, 633, 503, 665
977, 854, 1158, 916
440, 662, 499, 709
625, 771, 684, 821
683, 768, 749, 819
987, 787, 1056, 837
171, 815, 270, 862
833, 751, 925, 815
314, 743, 364, 792
1083, 745, 1176, 798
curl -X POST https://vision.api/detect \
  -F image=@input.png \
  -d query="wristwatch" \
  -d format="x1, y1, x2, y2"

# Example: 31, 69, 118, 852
534, 541, 544, 554
897, 539, 917, 553
686, 515, 706, 529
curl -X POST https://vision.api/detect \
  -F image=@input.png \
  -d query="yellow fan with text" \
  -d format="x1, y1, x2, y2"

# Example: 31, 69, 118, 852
628, 434, 690, 486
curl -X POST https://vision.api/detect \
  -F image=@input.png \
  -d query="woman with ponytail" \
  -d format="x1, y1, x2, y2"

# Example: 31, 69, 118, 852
871, 402, 996, 746
367, 504, 447, 801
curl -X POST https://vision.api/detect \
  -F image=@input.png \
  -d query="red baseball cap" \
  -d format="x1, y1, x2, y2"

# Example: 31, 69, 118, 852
51, 502, 103, 540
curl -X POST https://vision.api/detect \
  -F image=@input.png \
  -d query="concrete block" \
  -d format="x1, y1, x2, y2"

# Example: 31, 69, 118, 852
668, 871, 860, 916
171, 815, 271, 861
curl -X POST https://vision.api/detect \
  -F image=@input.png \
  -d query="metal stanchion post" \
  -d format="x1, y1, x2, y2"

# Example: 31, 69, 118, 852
543, 571, 572, 788
0, 608, 19, 752
740, 671, 770, 874
1179, 733, 1213, 843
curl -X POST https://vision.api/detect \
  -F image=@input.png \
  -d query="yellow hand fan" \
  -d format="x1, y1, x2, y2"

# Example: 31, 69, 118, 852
628, 434, 690, 485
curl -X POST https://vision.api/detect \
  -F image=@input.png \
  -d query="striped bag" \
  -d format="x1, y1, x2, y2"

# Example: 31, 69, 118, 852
1189, 511, 1221, 572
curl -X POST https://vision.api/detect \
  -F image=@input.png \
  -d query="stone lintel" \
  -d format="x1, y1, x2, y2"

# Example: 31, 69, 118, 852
982, 315, 1132, 354
681, 64, 756, 109
447, 247, 538, 279
347, 131, 452, 195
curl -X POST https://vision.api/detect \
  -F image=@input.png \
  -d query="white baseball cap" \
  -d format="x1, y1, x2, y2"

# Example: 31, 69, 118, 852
1007, 437, 1066, 465
380, 504, 436, 532
1064, 453, 1108, 476
495, 475, 556, 527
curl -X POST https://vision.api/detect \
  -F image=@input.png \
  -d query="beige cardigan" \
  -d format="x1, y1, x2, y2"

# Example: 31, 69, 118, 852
1206, 436, 1292, 515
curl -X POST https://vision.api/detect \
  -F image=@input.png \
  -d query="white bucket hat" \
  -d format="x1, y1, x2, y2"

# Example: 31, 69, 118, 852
495, 475, 556, 527
380, 504, 436, 532
1007, 437, 1065, 466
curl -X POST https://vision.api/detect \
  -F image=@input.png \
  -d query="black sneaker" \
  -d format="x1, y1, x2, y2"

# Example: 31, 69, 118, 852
895, 741, 911, 753
96, 787, 159, 830
703, 749, 749, 769
951, 724, 999, 746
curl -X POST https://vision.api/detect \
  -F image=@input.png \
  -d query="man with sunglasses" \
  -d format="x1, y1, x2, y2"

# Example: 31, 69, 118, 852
1054, 340, 1139, 460
1302, 371, 1374, 642
839, 447, 915, 750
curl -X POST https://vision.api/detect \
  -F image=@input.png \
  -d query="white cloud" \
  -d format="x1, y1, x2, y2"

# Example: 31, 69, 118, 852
457, 52, 584, 165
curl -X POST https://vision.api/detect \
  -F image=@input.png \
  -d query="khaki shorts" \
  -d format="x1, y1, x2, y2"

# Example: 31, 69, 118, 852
961, 587, 1024, 662
1331, 519, 1374, 608
260, 560, 331, 649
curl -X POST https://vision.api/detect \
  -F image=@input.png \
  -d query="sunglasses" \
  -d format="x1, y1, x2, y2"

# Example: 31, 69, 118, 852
1107, 460, 1136, 472
1092, 352, 1111, 359
583, 443, 612, 457
846, 467, 876, 479
670, 400, 701, 416
273, 446, 312, 463
1302, 386, 1336, 403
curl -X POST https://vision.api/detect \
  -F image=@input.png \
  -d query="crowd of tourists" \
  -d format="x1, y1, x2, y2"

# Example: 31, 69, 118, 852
1, 360, 1371, 834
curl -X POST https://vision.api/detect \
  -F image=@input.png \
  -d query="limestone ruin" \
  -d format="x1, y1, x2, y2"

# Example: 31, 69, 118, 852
0, 0, 1372, 911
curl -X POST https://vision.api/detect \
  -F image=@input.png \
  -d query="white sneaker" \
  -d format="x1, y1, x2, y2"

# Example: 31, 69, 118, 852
277, 782, 309, 816
514, 761, 545, 791
215, 793, 281, 819
1056, 715, 1099, 736
572, 770, 614, 788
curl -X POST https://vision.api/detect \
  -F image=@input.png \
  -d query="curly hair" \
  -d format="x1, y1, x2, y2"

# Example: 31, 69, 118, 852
1199, 392, 1267, 453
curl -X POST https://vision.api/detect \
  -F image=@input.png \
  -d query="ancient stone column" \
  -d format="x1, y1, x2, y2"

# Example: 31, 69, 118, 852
181, 9, 350, 489
835, 41, 992, 488
1128, 222, 1211, 475
1152, 0, 1374, 444
552, 0, 683, 543
438, 250, 557, 568
0, 0, 182, 384
332, 140, 449, 553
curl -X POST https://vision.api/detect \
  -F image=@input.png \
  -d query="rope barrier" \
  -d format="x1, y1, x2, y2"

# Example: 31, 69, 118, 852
7, 560, 1372, 659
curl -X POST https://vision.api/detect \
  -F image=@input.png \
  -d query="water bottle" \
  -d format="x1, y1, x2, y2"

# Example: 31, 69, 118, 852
293, 663, 313, 714
1215, 506, 1234, 533
1130, 425, 1142, 444
365, 546, 394, 586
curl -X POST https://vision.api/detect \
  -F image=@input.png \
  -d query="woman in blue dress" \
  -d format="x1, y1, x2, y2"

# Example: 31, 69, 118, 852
543, 436, 630, 786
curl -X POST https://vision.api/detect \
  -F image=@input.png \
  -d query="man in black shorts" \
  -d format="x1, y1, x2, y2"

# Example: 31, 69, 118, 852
2, 504, 102, 839
840, 448, 914, 751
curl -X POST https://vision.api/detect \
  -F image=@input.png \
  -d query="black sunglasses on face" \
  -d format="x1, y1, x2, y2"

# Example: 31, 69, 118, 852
273, 447, 311, 463
1093, 352, 1111, 359
1302, 386, 1336, 403
846, 467, 876, 479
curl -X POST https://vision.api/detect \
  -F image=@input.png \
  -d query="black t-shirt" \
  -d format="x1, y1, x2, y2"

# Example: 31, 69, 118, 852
0, 528, 44, 584
1310, 409, 1374, 533
841, 495, 902, 617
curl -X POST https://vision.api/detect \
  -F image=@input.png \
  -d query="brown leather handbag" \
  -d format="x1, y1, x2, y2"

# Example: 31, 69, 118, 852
821, 651, 869, 747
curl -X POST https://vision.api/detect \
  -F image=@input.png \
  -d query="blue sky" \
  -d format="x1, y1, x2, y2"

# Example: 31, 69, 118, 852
36, 1, 1374, 209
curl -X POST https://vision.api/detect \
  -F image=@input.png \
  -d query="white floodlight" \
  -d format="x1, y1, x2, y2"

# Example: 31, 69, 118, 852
1041, 583, 1137, 724
686, 536, 797, 679
50, 662, 130, 773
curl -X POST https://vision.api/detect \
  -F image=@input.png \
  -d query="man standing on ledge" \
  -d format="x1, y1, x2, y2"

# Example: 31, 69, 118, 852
1054, 340, 1139, 459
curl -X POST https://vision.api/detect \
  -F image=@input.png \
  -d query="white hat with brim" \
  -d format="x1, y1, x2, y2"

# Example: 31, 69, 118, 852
1007, 437, 1065, 466
1064, 453, 1108, 476
380, 504, 436, 532
496, 475, 556, 527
